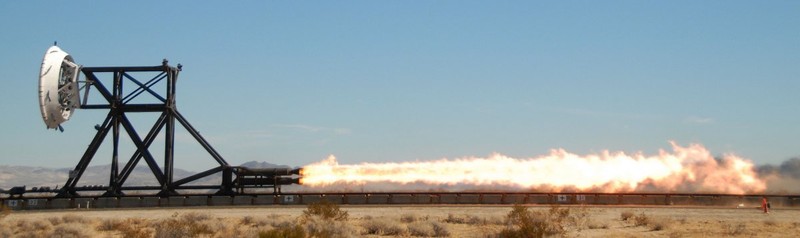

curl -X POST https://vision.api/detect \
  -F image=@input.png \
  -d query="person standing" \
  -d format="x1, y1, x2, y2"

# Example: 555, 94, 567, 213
762, 197, 769, 214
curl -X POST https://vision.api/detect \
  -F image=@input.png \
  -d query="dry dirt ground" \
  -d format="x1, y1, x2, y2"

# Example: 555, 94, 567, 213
2, 205, 798, 237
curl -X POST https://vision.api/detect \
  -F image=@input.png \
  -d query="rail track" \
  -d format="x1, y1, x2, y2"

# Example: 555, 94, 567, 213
3, 192, 799, 210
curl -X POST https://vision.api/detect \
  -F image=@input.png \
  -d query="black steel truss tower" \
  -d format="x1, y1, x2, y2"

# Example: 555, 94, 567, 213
57, 60, 234, 197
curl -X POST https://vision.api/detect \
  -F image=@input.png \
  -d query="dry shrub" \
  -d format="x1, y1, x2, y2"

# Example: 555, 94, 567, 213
9, 219, 100, 238
218, 227, 259, 238
258, 225, 305, 238
401, 213, 418, 223
202, 218, 259, 238
152, 213, 215, 238
620, 211, 635, 221
633, 213, 649, 227
548, 205, 571, 224
0, 204, 10, 220
97, 218, 152, 238
47, 214, 90, 226
408, 221, 435, 237
117, 218, 153, 238
11, 229, 47, 238
191, 223, 215, 236
188, 221, 215, 236
432, 221, 450, 237
362, 217, 407, 236
0, 223, 12, 238
48, 216, 62, 225
153, 219, 189, 238
408, 220, 450, 237
182, 212, 212, 223
183, 213, 214, 236
484, 215, 506, 225
31, 219, 53, 231
304, 216, 357, 238
626, 212, 671, 231
570, 206, 592, 230
12, 219, 55, 238
498, 204, 571, 238
241, 215, 256, 225
724, 223, 747, 236
15, 219, 38, 231
51, 223, 97, 238
443, 214, 462, 223
61, 214, 90, 224
127, 218, 149, 226
443, 213, 485, 225
97, 218, 124, 231
302, 199, 349, 222
119, 226, 154, 238
250, 216, 270, 227
648, 217, 672, 231
261, 214, 297, 229
587, 220, 609, 229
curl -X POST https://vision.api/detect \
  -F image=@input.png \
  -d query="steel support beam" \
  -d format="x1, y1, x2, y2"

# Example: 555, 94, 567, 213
58, 61, 230, 198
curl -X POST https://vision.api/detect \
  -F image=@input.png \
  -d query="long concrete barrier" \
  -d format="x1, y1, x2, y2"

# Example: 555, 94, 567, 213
185, 196, 207, 206
280, 195, 298, 205
367, 194, 390, 204
300, 195, 322, 204
210, 196, 232, 206
344, 194, 367, 204
233, 196, 253, 206
26, 199, 47, 210
2, 193, 799, 209
321, 195, 344, 204
458, 195, 480, 204
142, 197, 160, 207
414, 194, 433, 204
4, 199, 24, 210
95, 197, 118, 208
254, 195, 276, 205
166, 197, 185, 207
75, 198, 93, 209
503, 194, 526, 204
481, 195, 503, 204
119, 197, 142, 208
391, 194, 413, 204
439, 194, 457, 204
529, 195, 551, 204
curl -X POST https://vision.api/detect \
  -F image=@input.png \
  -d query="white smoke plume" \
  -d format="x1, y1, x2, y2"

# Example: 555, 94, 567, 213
299, 142, 766, 194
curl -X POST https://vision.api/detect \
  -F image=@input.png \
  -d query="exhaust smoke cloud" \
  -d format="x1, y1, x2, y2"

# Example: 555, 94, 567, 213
299, 142, 767, 194
756, 158, 800, 193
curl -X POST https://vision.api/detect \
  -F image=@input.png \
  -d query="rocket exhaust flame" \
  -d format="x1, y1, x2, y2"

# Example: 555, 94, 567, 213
299, 142, 766, 194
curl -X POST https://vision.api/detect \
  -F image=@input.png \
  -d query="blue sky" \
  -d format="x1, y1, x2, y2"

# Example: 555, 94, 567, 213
1, 1, 798, 171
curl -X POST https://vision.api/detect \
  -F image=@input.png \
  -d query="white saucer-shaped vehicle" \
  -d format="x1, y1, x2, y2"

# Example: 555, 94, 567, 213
39, 45, 81, 131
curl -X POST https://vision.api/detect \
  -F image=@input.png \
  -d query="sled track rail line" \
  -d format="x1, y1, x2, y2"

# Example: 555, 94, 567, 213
2, 192, 799, 210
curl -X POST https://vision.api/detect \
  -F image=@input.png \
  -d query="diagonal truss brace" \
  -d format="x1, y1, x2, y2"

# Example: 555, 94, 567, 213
56, 61, 231, 198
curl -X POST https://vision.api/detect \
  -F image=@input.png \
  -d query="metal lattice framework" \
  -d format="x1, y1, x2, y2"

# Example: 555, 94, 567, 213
58, 60, 235, 197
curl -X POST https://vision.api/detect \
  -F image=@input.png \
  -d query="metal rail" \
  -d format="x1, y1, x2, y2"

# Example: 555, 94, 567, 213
2, 192, 799, 210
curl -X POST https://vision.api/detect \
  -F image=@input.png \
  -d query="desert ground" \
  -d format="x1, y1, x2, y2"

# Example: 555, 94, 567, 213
1, 204, 798, 237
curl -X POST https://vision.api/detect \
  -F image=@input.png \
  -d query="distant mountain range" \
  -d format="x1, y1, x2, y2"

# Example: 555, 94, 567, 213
0, 161, 291, 189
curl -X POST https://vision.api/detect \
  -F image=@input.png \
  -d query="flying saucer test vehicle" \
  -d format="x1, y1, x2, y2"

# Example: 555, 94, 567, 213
38, 45, 81, 131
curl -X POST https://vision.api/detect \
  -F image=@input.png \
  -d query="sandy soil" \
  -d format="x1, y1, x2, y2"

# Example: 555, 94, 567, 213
4, 205, 798, 237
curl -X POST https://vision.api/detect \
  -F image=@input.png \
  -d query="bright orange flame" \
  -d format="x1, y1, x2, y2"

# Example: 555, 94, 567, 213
300, 142, 765, 194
